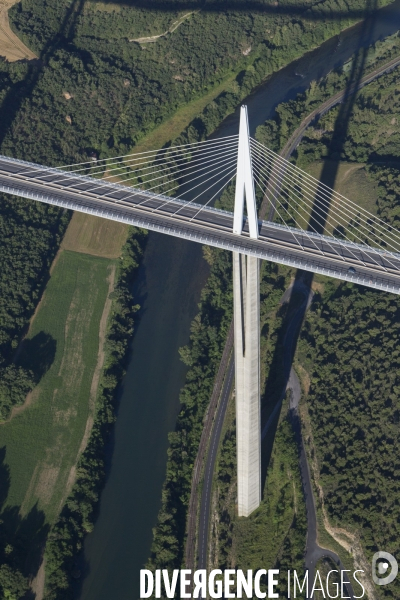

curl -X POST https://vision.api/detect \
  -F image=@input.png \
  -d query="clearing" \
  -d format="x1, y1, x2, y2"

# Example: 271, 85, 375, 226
303, 160, 378, 235
0, 0, 36, 61
0, 209, 128, 598
305, 160, 378, 214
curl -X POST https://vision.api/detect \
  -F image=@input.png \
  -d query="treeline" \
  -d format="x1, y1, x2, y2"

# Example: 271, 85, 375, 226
146, 179, 304, 584
0, 0, 393, 421
210, 261, 308, 598
298, 285, 400, 600
198, 38, 400, 596
0, 0, 395, 423
146, 242, 233, 574
0, 0, 395, 595
43, 227, 147, 600
296, 68, 400, 168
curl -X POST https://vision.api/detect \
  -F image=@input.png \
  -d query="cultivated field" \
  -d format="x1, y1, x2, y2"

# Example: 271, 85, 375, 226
62, 212, 129, 259
0, 250, 114, 524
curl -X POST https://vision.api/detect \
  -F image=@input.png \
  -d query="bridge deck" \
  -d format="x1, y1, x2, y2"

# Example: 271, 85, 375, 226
1, 155, 400, 295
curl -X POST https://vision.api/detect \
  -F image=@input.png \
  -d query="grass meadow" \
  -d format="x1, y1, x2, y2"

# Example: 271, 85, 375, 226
305, 160, 379, 218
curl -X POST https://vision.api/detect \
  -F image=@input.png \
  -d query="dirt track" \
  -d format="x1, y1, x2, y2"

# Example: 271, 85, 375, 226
0, 0, 36, 61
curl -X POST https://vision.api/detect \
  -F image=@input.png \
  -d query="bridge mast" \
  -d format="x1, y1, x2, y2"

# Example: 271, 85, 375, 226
233, 106, 261, 517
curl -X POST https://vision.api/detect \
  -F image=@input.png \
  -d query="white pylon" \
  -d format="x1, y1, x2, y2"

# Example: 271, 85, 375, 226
233, 106, 259, 240
233, 106, 261, 517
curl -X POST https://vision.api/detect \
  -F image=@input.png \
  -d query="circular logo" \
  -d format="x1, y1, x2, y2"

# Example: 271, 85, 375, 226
372, 552, 398, 586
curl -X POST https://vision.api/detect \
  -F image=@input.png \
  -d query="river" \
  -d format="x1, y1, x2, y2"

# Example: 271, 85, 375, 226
78, 3, 400, 599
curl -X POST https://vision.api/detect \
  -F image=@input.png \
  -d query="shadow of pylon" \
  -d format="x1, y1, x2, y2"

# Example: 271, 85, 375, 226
308, 0, 378, 235
259, 0, 378, 494
0, 0, 85, 153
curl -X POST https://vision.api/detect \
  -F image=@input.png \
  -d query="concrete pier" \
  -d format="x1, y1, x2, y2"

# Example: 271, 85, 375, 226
233, 252, 261, 516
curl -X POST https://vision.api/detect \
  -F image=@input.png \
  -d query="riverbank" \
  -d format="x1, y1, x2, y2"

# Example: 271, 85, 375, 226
114, 8, 400, 592
43, 224, 147, 599
293, 56, 400, 600
0, 4, 396, 600
188, 30, 400, 574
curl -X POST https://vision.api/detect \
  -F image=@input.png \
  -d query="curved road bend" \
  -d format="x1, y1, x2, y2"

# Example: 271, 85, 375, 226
195, 284, 304, 573
289, 369, 355, 599
195, 281, 311, 573
189, 49, 400, 582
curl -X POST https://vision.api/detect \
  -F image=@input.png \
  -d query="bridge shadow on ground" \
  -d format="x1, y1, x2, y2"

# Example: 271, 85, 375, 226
0, 447, 50, 599
260, 0, 377, 496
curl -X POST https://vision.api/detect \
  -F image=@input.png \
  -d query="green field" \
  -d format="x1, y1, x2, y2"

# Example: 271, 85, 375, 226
305, 160, 378, 216
61, 212, 129, 259
0, 250, 114, 525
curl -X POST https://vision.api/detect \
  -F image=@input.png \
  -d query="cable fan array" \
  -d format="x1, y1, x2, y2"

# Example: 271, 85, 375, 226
251, 137, 400, 270
18, 136, 239, 222
14, 131, 400, 276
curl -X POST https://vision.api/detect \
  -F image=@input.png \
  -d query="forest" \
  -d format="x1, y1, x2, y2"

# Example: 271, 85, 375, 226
3, 0, 389, 165
0, 197, 69, 420
256, 30, 400, 154
0, 0, 388, 424
145, 178, 308, 595
43, 227, 147, 600
209, 280, 309, 599
146, 195, 235, 575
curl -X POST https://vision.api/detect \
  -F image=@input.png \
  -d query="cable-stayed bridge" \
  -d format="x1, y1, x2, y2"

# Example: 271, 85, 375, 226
1, 130, 400, 293
1, 106, 400, 516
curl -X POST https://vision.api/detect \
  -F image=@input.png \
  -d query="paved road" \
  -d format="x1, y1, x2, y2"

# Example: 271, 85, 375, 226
1, 156, 400, 295
261, 53, 400, 223
289, 368, 356, 599
197, 356, 235, 569
282, 53, 400, 159
195, 283, 308, 571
